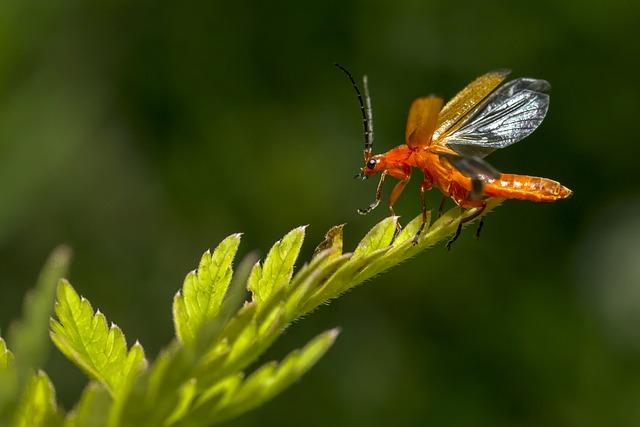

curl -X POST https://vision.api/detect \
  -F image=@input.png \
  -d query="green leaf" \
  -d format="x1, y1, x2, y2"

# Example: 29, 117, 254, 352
113, 254, 258, 427
351, 216, 397, 260
285, 249, 350, 318
173, 234, 242, 344
50, 280, 147, 396
391, 210, 431, 247
164, 379, 198, 426
299, 202, 501, 314
8, 246, 71, 382
0, 337, 16, 425
38, 199, 502, 427
13, 371, 62, 427
64, 383, 111, 427
248, 226, 306, 307
0, 337, 13, 371
180, 328, 339, 426
193, 374, 243, 411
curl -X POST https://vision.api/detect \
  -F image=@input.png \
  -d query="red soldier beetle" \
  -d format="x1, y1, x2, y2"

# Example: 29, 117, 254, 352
336, 64, 572, 249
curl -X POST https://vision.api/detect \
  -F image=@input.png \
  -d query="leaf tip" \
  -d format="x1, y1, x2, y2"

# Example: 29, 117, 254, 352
293, 225, 309, 234
328, 327, 341, 341
50, 244, 73, 266
57, 278, 71, 292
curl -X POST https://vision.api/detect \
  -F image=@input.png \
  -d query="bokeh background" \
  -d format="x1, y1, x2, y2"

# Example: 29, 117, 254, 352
1, 0, 639, 425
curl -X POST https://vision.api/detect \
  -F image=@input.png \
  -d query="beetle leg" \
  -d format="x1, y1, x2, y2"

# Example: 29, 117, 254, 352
475, 217, 485, 239
446, 222, 462, 251
437, 195, 447, 218
388, 171, 411, 231
462, 203, 486, 223
446, 203, 486, 250
358, 171, 387, 215
412, 177, 432, 245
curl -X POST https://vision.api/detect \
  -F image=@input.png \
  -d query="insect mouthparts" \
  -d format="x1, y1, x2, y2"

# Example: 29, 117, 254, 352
353, 172, 368, 180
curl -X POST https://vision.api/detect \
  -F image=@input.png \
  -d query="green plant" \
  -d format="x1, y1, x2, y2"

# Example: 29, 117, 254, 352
0, 200, 500, 427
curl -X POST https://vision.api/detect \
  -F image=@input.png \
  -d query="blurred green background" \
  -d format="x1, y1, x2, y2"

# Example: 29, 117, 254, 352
1, 0, 639, 425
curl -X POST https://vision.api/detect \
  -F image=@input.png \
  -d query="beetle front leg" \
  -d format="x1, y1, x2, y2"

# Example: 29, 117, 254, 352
358, 171, 388, 215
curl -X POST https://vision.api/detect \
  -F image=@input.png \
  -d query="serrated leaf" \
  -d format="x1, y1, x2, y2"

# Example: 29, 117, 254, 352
213, 252, 258, 332
193, 299, 287, 393
351, 216, 397, 260
391, 211, 431, 247
248, 227, 306, 306
50, 280, 147, 396
9, 246, 71, 383
113, 254, 257, 427
174, 234, 242, 344
106, 341, 147, 425
102, 344, 186, 427
299, 202, 502, 315
285, 250, 350, 317
13, 371, 62, 427
47, 198, 503, 427
64, 383, 111, 427
215, 328, 338, 423
180, 329, 338, 426
301, 248, 387, 313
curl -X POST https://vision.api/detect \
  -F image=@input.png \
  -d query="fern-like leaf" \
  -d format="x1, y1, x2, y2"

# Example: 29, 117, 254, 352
248, 226, 305, 307
351, 216, 398, 260
50, 280, 147, 396
299, 200, 502, 314
173, 234, 242, 344
44, 202, 500, 427
176, 328, 338, 426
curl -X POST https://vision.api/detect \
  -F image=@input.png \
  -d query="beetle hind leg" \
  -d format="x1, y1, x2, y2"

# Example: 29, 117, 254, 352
475, 217, 485, 239
446, 185, 487, 250
446, 203, 486, 250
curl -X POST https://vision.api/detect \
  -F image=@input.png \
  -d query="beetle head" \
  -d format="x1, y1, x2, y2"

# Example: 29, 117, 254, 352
355, 154, 385, 180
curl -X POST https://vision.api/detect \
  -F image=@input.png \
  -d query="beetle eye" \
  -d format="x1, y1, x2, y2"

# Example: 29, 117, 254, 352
367, 159, 377, 169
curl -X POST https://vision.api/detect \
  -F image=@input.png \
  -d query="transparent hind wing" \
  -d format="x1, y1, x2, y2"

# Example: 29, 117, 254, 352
441, 78, 550, 158
438, 152, 501, 199
432, 70, 511, 142
439, 152, 500, 181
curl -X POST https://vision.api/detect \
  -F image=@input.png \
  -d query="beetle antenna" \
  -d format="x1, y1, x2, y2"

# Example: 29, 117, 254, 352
363, 74, 374, 157
334, 63, 374, 161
